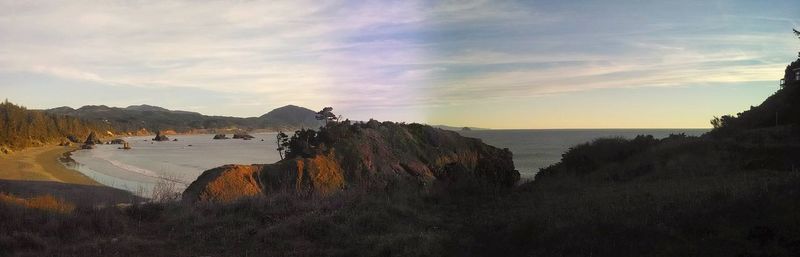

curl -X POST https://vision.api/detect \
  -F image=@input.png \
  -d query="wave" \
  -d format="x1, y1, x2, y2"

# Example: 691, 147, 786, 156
104, 159, 161, 178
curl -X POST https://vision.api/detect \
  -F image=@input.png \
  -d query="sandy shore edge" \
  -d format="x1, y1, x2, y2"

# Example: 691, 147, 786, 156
0, 145, 99, 186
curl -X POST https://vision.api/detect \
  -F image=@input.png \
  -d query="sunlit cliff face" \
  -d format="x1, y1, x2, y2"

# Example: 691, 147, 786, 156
0, 1, 797, 128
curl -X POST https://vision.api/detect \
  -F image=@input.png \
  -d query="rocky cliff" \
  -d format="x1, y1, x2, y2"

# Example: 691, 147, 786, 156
183, 121, 519, 203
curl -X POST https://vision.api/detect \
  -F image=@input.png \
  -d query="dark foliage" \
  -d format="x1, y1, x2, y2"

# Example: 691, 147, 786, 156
284, 129, 322, 159
0, 100, 112, 150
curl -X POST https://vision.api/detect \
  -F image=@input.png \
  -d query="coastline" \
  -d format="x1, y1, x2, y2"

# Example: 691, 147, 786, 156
0, 145, 99, 186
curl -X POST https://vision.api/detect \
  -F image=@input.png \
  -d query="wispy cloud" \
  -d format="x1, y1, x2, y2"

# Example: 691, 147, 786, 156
0, 0, 797, 125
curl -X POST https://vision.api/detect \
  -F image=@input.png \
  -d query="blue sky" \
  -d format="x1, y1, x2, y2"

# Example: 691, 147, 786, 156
0, 0, 798, 128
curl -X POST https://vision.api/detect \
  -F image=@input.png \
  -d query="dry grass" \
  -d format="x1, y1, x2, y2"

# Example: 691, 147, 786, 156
0, 193, 74, 214
150, 176, 182, 203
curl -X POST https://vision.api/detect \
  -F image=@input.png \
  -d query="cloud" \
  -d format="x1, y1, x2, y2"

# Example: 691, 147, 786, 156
0, 0, 797, 123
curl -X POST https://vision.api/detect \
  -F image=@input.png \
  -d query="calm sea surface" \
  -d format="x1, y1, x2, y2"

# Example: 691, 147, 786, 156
66, 129, 709, 195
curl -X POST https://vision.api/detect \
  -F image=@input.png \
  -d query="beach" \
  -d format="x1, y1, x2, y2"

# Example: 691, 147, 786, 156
0, 145, 98, 186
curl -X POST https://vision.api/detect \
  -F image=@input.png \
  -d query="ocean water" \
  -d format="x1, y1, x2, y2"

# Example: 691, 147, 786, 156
66, 129, 709, 195
68, 133, 282, 195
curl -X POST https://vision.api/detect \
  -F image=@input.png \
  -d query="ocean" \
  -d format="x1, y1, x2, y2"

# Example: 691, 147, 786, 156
66, 129, 709, 195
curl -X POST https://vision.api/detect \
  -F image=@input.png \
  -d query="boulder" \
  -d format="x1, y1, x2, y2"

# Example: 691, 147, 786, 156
152, 131, 170, 141
118, 142, 131, 150
232, 133, 255, 140
109, 139, 126, 145
66, 135, 80, 143
213, 134, 228, 140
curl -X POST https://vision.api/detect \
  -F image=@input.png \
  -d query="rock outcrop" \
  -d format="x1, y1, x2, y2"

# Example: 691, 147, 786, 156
232, 133, 255, 140
84, 131, 102, 145
152, 131, 170, 141
183, 122, 519, 203
66, 135, 81, 143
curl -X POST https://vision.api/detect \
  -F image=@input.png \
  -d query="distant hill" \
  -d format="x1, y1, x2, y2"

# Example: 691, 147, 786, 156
259, 105, 323, 131
432, 124, 490, 131
44, 104, 322, 134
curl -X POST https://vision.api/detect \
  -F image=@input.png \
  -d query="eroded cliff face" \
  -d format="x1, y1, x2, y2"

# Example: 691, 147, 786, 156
183, 164, 264, 203
183, 122, 519, 203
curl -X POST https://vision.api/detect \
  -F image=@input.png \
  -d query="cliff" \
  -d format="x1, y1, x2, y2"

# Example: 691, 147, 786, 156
183, 121, 519, 203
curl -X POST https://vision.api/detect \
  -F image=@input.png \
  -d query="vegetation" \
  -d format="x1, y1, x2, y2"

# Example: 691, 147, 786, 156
0, 100, 112, 151
709, 67, 800, 134
315, 107, 338, 125
0, 193, 75, 214
275, 131, 289, 160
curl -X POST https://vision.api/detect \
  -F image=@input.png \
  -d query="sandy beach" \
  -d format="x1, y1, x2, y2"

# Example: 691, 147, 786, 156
0, 145, 99, 186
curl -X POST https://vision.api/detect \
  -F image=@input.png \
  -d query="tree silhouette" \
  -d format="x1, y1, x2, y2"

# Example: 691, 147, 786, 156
275, 131, 289, 160
316, 107, 338, 125
794, 28, 800, 39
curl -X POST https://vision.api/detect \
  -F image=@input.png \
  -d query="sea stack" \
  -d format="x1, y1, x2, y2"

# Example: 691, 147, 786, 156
84, 131, 102, 145
81, 131, 101, 149
153, 131, 170, 141
118, 142, 132, 150
232, 133, 255, 140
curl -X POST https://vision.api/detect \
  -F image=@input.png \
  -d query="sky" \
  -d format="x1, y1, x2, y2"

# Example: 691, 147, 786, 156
0, 0, 798, 129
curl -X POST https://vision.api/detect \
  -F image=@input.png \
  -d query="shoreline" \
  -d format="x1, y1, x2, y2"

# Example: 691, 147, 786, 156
0, 145, 100, 186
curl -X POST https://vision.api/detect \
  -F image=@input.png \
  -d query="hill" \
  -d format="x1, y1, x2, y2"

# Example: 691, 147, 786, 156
432, 124, 490, 131
44, 104, 321, 134
258, 105, 322, 131
708, 57, 800, 134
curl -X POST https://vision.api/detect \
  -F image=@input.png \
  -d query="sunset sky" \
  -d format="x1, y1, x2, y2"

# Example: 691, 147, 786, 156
0, 1, 798, 129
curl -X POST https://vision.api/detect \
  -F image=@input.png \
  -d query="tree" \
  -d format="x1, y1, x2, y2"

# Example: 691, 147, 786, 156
316, 107, 338, 125
285, 129, 319, 158
794, 28, 800, 39
275, 131, 289, 160
710, 115, 735, 129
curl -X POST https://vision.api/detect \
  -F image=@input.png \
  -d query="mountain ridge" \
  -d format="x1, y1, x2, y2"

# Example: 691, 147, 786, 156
43, 104, 322, 134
